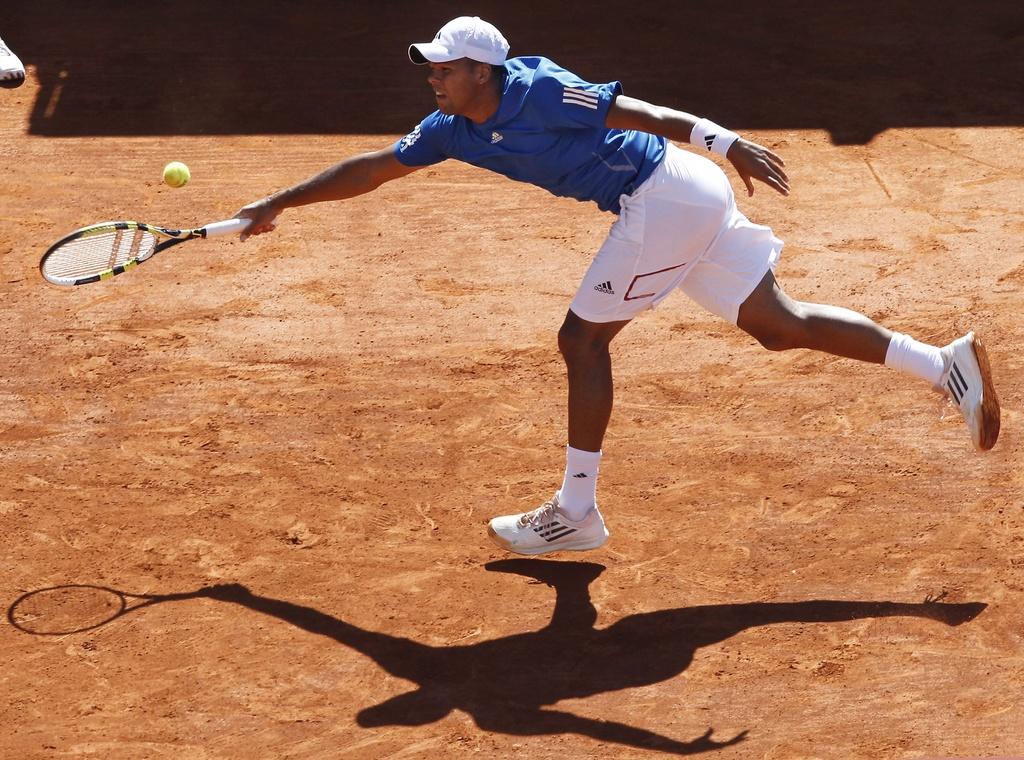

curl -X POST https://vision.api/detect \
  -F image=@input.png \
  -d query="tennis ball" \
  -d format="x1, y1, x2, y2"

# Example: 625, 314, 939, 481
162, 161, 191, 188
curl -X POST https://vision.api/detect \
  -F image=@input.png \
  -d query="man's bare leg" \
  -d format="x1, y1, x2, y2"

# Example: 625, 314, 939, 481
557, 310, 632, 452
736, 270, 892, 361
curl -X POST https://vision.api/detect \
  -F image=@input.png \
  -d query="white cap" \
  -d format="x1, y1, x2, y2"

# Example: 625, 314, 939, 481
408, 16, 510, 66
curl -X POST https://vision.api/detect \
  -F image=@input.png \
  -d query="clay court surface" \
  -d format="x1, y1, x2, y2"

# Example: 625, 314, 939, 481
2, 3, 1023, 758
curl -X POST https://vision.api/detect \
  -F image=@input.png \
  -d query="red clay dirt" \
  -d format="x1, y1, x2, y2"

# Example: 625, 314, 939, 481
2, 6, 1023, 760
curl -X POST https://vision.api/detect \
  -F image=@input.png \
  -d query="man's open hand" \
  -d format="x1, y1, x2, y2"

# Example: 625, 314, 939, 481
727, 139, 790, 197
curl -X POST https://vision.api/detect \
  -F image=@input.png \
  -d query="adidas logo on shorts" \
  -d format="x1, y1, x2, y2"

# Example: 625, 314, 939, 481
593, 281, 615, 295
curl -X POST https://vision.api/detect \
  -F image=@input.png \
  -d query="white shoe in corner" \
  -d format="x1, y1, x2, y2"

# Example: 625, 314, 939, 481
0, 36, 25, 89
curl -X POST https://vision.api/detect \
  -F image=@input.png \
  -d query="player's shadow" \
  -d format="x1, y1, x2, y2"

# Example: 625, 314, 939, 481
192, 561, 982, 755
8, 565, 985, 755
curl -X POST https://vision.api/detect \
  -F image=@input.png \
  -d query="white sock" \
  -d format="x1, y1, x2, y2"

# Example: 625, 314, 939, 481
558, 445, 601, 521
884, 332, 945, 386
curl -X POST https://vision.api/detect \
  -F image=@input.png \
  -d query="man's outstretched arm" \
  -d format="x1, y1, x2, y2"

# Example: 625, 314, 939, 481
606, 94, 790, 197
234, 146, 421, 240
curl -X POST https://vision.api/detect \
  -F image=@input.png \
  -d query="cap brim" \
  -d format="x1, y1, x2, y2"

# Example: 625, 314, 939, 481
408, 43, 457, 64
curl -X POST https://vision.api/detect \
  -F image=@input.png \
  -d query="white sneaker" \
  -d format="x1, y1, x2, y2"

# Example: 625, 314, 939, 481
939, 332, 1000, 451
487, 494, 609, 556
0, 35, 25, 89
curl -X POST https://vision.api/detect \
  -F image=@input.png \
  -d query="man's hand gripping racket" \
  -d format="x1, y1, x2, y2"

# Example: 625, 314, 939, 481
39, 217, 252, 286
234, 197, 282, 242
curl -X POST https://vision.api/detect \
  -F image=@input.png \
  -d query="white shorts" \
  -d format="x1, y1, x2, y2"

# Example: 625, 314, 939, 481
569, 142, 783, 325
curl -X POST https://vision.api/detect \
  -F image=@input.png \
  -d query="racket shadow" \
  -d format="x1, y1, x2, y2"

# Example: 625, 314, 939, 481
7, 570, 987, 756
7, 584, 213, 636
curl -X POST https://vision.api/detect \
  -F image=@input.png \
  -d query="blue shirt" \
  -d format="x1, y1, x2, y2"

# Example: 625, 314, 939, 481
394, 57, 666, 214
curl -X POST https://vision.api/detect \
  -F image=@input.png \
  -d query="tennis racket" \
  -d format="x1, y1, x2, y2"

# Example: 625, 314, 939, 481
39, 217, 251, 286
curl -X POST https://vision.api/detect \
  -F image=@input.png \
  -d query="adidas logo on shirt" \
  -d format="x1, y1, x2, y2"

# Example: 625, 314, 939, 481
593, 281, 615, 295
399, 125, 423, 152
491, 131, 503, 144
562, 86, 599, 110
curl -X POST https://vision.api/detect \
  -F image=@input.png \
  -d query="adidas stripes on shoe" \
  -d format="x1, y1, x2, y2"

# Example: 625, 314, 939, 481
939, 332, 1000, 451
487, 493, 609, 556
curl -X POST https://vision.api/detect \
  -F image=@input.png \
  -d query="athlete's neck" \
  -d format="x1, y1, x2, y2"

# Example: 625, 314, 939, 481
464, 77, 503, 124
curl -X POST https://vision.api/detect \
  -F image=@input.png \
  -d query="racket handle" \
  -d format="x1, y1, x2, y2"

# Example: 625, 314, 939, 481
203, 218, 252, 238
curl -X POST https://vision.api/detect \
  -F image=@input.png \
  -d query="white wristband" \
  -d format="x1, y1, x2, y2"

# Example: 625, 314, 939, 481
690, 118, 740, 157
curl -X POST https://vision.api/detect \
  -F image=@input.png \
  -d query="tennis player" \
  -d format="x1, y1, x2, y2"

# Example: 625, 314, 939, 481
235, 17, 1000, 556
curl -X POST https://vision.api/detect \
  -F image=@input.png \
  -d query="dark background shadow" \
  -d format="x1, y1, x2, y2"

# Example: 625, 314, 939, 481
7, 0, 1023, 143
10, 562, 987, 755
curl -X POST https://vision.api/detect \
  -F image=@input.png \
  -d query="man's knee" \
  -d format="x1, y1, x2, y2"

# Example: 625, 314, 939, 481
558, 320, 603, 363
558, 312, 620, 363
737, 273, 809, 351
745, 310, 808, 352
751, 328, 800, 352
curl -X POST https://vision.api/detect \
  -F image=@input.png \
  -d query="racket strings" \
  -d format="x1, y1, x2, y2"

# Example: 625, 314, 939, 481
42, 228, 159, 280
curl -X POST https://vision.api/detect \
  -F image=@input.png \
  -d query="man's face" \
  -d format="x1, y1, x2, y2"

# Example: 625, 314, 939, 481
425, 59, 486, 116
